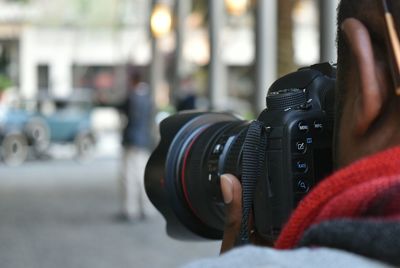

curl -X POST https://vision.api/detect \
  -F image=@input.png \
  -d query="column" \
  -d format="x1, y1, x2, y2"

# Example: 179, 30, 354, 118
208, 0, 227, 110
319, 0, 339, 62
255, 0, 278, 112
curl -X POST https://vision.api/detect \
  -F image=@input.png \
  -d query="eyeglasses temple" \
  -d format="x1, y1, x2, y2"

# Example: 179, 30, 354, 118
382, 0, 400, 95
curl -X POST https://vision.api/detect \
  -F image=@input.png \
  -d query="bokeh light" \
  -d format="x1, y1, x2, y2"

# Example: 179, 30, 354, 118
150, 3, 173, 38
224, 0, 249, 16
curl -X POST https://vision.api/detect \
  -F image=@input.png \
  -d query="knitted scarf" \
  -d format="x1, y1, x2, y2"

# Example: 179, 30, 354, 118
275, 146, 400, 265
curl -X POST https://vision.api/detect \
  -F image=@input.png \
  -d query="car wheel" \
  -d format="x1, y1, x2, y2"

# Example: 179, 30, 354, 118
25, 118, 50, 157
1, 133, 29, 166
75, 133, 95, 162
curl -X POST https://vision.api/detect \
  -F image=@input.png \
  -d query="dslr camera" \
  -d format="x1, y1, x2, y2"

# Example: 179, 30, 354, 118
145, 63, 336, 241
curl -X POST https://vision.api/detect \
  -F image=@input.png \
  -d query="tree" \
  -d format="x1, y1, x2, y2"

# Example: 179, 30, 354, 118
278, 0, 297, 77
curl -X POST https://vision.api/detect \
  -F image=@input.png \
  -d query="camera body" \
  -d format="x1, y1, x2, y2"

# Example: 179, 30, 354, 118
145, 63, 336, 240
251, 63, 335, 238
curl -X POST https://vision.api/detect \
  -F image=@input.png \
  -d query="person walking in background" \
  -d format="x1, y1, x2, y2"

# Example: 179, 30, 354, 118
176, 76, 197, 112
118, 71, 156, 221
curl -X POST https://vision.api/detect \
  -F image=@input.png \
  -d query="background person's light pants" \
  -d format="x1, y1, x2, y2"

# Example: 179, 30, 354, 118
120, 146, 157, 219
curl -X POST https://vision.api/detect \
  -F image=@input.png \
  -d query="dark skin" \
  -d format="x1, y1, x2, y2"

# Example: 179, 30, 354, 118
220, 13, 400, 253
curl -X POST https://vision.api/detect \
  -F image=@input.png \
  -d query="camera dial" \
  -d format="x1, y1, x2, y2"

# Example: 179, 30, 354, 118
266, 88, 307, 111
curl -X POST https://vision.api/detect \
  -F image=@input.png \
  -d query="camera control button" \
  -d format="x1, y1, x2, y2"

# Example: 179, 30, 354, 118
296, 179, 310, 193
295, 141, 307, 154
314, 120, 323, 131
294, 160, 308, 173
213, 144, 224, 155
298, 121, 309, 133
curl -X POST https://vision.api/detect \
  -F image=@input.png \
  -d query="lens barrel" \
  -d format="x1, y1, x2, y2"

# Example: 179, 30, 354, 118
145, 112, 247, 239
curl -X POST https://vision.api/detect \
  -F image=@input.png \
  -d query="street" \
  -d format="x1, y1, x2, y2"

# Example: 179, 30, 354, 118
0, 155, 220, 268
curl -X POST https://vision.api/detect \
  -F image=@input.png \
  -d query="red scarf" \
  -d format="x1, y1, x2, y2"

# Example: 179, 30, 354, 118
275, 146, 400, 249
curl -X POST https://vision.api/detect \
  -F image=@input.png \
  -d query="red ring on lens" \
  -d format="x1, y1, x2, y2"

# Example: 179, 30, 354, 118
181, 132, 205, 222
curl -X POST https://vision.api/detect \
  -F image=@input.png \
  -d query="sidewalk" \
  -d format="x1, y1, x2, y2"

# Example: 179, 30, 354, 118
0, 157, 220, 268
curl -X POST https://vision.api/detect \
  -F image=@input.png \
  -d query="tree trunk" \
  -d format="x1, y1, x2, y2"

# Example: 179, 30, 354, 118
278, 0, 297, 77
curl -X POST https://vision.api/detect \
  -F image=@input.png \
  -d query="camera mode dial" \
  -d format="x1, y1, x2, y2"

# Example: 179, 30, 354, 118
266, 88, 307, 111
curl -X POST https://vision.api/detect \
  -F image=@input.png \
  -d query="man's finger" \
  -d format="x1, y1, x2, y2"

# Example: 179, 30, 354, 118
220, 174, 243, 254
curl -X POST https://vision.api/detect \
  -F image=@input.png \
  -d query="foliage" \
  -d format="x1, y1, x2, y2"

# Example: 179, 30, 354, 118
0, 75, 12, 91
6, 0, 29, 3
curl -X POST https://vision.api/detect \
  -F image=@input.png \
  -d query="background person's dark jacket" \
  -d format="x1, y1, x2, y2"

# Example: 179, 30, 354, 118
120, 83, 152, 149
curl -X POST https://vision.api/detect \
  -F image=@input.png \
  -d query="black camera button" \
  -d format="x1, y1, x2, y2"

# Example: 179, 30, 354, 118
208, 173, 217, 182
294, 160, 308, 173
212, 144, 224, 155
314, 120, 323, 131
297, 121, 309, 133
295, 179, 311, 193
295, 141, 307, 154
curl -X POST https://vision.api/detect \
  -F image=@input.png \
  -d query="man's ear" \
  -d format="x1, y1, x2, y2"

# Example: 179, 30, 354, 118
341, 18, 388, 136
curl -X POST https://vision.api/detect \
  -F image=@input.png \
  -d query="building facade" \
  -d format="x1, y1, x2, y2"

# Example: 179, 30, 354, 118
0, 0, 151, 103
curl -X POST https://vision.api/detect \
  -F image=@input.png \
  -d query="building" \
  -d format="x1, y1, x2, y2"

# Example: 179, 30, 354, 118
0, 0, 151, 104
0, 0, 334, 116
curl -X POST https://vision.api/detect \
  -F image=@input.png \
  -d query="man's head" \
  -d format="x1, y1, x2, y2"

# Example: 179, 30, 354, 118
334, 0, 400, 168
130, 71, 142, 89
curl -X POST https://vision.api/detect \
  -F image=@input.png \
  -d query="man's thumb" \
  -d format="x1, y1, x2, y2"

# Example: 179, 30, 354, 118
221, 174, 242, 229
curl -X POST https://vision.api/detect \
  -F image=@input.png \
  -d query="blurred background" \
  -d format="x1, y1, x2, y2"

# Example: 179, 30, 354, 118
0, 0, 338, 267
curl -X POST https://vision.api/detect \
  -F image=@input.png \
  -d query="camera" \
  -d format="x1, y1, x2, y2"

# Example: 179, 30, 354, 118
145, 63, 336, 241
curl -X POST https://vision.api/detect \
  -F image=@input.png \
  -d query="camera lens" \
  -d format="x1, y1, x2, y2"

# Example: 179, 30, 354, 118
145, 112, 248, 239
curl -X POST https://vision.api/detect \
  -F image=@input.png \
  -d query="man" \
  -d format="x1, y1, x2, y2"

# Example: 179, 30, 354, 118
176, 76, 197, 112
186, 0, 400, 267
119, 71, 156, 221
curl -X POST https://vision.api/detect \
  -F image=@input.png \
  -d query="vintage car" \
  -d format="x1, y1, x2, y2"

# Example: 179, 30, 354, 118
0, 106, 32, 165
0, 93, 95, 165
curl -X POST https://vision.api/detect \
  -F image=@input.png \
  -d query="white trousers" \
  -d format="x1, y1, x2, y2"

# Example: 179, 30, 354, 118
120, 146, 157, 218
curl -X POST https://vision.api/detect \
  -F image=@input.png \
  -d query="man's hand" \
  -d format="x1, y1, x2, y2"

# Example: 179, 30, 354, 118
220, 174, 274, 254
220, 174, 243, 254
